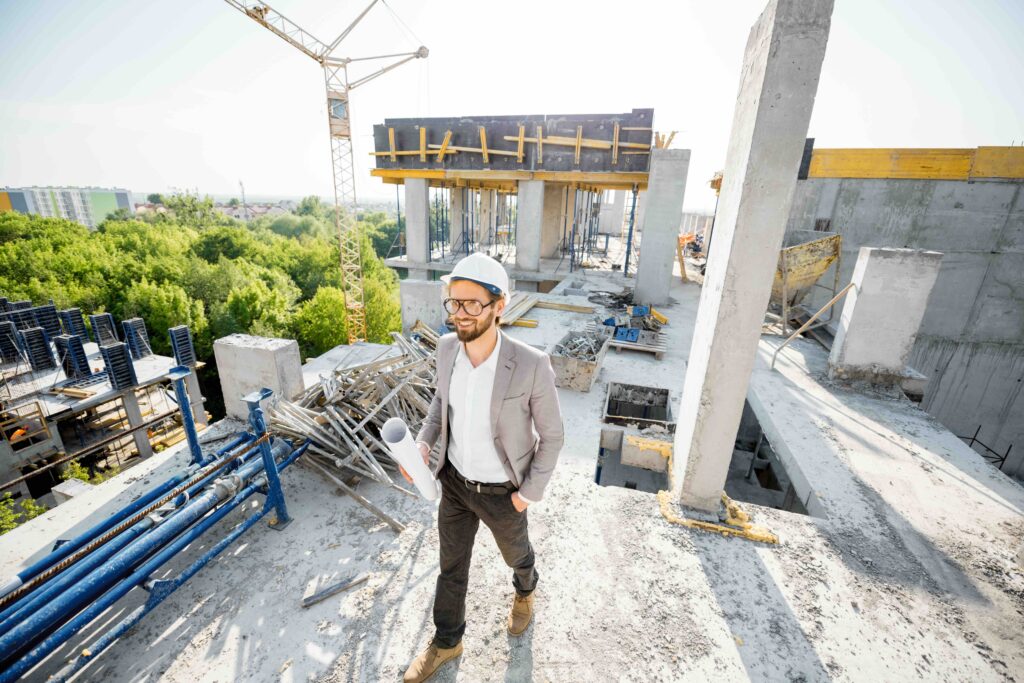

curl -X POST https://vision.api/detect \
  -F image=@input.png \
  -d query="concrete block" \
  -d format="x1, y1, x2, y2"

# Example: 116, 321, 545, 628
621, 431, 672, 472
399, 279, 445, 332
214, 334, 303, 420
672, 0, 833, 512
600, 427, 624, 451
52, 478, 93, 505
829, 248, 943, 381
633, 149, 690, 305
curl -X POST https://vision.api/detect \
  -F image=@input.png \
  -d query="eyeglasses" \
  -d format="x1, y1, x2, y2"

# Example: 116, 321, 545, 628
443, 297, 496, 316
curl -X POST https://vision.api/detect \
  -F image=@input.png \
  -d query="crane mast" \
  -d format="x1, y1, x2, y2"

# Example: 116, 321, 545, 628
223, 0, 427, 342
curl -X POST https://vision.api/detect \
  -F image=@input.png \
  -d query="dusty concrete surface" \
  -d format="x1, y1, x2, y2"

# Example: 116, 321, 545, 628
2, 273, 1022, 682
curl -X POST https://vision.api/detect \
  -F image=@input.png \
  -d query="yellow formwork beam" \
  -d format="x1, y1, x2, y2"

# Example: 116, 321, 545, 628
808, 146, 1024, 181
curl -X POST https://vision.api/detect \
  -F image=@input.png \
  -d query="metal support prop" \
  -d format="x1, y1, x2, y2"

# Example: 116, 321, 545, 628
244, 388, 291, 529
623, 185, 638, 276
167, 365, 206, 466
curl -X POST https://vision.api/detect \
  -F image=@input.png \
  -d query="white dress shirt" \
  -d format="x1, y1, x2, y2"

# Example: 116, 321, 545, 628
434, 334, 534, 503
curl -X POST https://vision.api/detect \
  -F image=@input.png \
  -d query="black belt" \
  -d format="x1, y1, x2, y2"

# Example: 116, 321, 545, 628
446, 463, 516, 495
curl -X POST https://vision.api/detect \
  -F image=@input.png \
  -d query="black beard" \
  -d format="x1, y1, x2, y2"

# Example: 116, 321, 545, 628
454, 310, 496, 343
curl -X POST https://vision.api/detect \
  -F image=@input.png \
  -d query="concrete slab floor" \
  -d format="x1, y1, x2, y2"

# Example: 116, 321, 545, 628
1, 273, 1022, 681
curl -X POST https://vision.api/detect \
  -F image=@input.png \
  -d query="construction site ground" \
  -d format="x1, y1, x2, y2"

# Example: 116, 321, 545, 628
2, 272, 1022, 682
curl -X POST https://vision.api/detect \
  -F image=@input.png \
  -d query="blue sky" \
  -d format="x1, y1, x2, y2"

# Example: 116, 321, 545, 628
1, 0, 1022, 212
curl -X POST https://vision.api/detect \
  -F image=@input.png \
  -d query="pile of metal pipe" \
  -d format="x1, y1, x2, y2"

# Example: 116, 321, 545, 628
269, 331, 436, 487
0, 385, 308, 682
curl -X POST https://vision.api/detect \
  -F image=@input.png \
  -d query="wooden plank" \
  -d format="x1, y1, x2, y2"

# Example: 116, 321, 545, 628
574, 126, 583, 165
479, 126, 489, 163
388, 127, 396, 161
516, 125, 525, 163
612, 123, 620, 166
428, 144, 517, 157
435, 130, 453, 162
621, 126, 653, 131
533, 301, 594, 313
536, 125, 543, 165
502, 134, 649, 151
419, 127, 427, 162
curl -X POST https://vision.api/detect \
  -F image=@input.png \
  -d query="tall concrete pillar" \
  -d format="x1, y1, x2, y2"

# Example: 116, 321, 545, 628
828, 247, 942, 382
516, 180, 544, 273
122, 390, 153, 458
449, 188, 466, 254
540, 184, 565, 258
633, 150, 690, 305
404, 179, 430, 279
477, 189, 495, 246
672, 0, 833, 512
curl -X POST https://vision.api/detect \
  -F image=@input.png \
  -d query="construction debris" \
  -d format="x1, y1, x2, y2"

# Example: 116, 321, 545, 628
550, 330, 611, 392
268, 331, 437, 528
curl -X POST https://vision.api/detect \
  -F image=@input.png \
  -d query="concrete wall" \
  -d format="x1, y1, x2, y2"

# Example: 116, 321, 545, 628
399, 280, 446, 332
786, 177, 1024, 476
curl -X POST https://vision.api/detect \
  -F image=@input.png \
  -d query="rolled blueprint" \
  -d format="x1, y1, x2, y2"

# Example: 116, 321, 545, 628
381, 417, 441, 501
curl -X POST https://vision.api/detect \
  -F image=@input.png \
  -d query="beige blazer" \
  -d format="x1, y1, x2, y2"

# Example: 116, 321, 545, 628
415, 331, 564, 502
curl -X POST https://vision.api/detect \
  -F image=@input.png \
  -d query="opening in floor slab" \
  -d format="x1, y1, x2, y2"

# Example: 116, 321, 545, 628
594, 427, 669, 494
725, 400, 810, 516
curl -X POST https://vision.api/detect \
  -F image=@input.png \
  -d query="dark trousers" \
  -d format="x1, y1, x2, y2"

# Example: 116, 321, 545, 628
433, 461, 538, 648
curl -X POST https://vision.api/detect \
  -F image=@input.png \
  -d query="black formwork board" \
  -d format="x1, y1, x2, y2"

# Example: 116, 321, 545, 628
373, 109, 654, 174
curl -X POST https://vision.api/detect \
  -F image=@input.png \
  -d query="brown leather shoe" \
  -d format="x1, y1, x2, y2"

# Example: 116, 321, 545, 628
507, 592, 534, 635
403, 639, 463, 683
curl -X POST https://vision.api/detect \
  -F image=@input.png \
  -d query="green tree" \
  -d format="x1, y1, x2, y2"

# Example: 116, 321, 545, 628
147, 193, 164, 204
0, 493, 48, 536
291, 286, 349, 358
222, 280, 291, 338
161, 193, 229, 229
121, 279, 209, 356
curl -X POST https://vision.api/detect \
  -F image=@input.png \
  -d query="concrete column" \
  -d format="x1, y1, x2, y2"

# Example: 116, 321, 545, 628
496, 192, 508, 230
829, 247, 942, 382
633, 149, 691, 305
540, 183, 565, 258
404, 179, 430, 279
122, 390, 153, 458
672, 0, 833, 512
516, 180, 544, 273
598, 190, 626, 236
213, 335, 303, 421
477, 189, 495, 246
449, 188, 466, 254
185, 368, 207, 426
400, 280, 446, 332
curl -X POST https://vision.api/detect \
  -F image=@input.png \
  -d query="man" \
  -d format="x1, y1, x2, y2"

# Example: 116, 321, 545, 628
402, 253, 564, 683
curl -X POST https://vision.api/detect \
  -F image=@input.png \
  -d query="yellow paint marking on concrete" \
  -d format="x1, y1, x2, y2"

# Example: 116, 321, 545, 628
656, 491, 779, 545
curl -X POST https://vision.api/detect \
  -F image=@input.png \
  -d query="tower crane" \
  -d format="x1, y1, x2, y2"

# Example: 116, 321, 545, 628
223, 0, 428, 342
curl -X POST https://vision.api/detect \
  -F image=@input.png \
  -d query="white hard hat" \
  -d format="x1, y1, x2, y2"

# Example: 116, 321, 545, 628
441, 253, 510, 299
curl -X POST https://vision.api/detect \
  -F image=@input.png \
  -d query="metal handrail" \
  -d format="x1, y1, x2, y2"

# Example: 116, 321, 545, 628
771, 282, 855, 370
